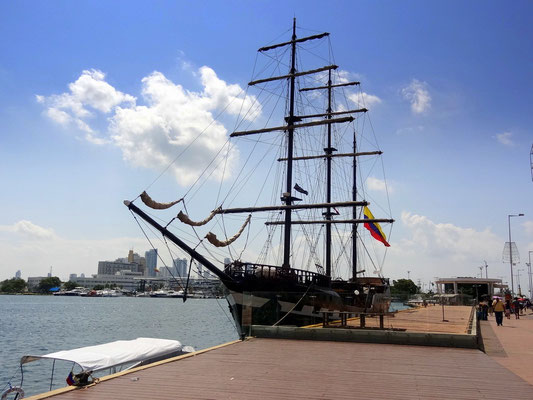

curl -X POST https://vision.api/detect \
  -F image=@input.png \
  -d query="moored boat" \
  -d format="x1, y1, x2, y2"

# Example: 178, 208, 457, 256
4, 338, 195, 397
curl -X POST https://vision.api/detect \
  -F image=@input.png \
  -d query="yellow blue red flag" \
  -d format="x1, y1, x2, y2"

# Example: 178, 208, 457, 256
363, 206, 390, 247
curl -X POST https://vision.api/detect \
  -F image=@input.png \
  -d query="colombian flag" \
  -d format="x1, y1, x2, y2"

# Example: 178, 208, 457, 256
363, 206, 390, 247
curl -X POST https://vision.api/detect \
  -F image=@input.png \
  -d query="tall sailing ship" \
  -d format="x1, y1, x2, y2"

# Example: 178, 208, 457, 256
125, 19, 394, 335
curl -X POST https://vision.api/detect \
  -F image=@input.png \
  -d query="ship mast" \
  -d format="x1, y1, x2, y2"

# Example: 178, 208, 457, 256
352, 132, 358, 280
282, 18, 297, 269
125, 20, 395, 285
301, 76, 363, 278
325, 70, 333, 277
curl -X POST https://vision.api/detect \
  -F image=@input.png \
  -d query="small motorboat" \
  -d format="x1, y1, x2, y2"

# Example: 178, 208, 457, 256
6, 338, 195, 398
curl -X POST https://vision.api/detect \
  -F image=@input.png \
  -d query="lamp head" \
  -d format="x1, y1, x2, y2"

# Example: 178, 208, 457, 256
519, 213, 524, 216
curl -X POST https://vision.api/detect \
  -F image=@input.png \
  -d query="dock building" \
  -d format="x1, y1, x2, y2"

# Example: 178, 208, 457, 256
435, 277, 508, 301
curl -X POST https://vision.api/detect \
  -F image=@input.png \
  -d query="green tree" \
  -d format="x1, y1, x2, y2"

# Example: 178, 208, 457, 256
390, 279, 419, 295
37, 277, 62, 293
63, 281, 78, 291
0, 278, 27, 293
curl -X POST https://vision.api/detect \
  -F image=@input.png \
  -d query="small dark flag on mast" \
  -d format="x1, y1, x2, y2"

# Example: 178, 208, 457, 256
294, 183, 308, 195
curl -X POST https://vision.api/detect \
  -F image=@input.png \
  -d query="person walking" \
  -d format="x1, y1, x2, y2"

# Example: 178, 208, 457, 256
481, 301, 489, 320
512, 298, 520, 319
505, 300, 512, 319
493, 298, 505, 326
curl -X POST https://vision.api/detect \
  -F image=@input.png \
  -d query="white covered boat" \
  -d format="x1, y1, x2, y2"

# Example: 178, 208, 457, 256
8, 338, 195, 396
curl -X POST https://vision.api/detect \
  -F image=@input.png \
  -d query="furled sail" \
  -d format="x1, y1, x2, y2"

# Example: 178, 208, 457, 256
140, 191, 182, 210
177, 208, 220, 227
205, 215, 251, 247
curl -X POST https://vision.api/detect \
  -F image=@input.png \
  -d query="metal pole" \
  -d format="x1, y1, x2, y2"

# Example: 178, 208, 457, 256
527, 250, 533, 299
508, 215, 514, 294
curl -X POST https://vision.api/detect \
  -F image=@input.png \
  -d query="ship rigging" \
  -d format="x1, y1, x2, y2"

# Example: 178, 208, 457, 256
126, 19, 394, 332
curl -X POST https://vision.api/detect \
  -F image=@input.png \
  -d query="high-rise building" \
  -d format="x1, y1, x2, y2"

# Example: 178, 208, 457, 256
173, 258, 188, 278
125, 250, 146, 275
145, 249, 158, 277
69, 273, 77, 281
98, 261, 141, 275
15, 270, 21, 279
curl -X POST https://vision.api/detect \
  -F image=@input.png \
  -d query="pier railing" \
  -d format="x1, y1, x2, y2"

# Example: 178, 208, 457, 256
224, 262, 331, 287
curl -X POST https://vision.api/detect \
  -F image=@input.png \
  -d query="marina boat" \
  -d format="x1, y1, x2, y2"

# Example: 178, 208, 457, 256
5, 338, 194, 397
98, 289, 123, 297
53, 287, 88, 296
125, 19, 394, 335
149, 289, 185, 298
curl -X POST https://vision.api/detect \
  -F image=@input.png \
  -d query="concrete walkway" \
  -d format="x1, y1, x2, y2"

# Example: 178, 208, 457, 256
481, 310, 533, 385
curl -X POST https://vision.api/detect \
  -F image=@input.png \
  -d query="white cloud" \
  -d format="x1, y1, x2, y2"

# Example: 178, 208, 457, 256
46, 107, 72, 126
37, 66, 261, 185
495, 131, 514, 146
401, 79, 431, 114
348, 92, 381, 108
0, 220, 55, 239
523, 220, 533, 236
69, 69, 136, 113
109, 69, 249, 185
399, 212, 500, 261
37, 69, 135, 139
367, 176, 392, 193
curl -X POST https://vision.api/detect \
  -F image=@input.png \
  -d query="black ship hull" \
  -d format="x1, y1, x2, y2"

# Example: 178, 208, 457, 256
222, 262, 391, 335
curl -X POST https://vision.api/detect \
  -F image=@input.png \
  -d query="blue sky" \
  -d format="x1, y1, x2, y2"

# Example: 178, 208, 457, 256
1, 1, 532, 292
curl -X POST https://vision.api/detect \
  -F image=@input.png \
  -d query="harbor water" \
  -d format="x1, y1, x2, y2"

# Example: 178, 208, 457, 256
0, 295, 239, 397
0, 295, 408, 397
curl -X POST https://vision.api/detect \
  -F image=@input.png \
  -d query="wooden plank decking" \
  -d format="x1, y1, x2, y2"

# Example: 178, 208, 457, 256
342, 305, 474, 334
27, 337, 533, 400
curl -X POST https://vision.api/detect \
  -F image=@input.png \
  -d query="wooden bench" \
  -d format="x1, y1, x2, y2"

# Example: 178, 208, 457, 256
321, 311, 395, 329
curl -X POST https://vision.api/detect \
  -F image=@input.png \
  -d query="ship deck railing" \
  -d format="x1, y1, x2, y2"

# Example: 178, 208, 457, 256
224, 262, 331, 286
321, 310, 397, 329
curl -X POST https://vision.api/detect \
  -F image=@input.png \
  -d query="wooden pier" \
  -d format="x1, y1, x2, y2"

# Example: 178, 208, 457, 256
25, 306, 533, 399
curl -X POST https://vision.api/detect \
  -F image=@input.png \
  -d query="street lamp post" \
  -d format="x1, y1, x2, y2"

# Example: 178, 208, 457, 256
508, 213, 524, 294
527, 250, 533, 299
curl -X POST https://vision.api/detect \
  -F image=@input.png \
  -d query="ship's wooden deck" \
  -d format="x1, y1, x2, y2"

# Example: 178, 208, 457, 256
27, 336, 533, 400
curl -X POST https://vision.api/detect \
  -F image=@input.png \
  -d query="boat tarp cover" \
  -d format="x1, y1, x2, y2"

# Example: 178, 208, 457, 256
20, 338, 185, 372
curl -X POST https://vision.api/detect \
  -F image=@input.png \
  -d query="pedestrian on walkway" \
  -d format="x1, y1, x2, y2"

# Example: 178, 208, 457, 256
493, 298, 505, 326
512, 298, 520, 319
505, 300, 512, 319
481, 302, 488, 320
